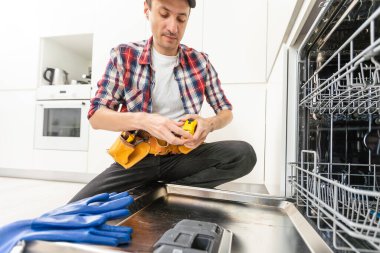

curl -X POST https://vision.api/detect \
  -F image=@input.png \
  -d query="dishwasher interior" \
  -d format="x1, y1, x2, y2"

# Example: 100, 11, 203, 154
290, 0, 380, 252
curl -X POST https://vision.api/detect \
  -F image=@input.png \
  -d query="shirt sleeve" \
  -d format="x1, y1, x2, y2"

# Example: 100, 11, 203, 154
203, 55, 233, 113
88, 47, 126, 119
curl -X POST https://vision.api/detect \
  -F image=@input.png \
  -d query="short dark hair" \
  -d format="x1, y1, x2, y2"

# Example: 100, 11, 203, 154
145, 0, 191, 14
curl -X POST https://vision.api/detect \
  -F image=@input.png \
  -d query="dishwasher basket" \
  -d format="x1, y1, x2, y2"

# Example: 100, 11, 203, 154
299, 6, 380, 115
289, 150, 380, 252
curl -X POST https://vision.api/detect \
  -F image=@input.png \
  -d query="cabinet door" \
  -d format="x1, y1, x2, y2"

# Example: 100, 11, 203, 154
37, 0, 96, 36
0, 91, 35, 169
0, 2, 39, 90
267, 0, 301, 79
203, 0, 267, 84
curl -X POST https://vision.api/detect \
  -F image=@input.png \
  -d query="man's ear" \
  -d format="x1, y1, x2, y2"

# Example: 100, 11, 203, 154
144, 2, 150, 19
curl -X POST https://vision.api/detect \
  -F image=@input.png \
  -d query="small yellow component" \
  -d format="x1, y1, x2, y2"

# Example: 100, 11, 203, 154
126, 134, 135, 143
182, 119, 197, 135
126, 130, 138, 143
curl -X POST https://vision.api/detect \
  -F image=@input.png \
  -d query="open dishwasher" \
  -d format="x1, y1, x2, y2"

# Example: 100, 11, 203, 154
289, 0, 380, 252
16, 1, 380, 253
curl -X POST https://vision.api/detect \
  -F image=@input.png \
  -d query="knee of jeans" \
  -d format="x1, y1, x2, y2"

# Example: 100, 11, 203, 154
236, 141, 257, 177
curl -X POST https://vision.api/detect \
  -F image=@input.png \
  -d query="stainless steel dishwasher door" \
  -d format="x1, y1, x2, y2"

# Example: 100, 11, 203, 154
24, 185, 332, 253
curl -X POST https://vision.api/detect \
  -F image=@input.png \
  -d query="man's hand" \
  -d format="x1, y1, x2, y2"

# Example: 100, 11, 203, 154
141, 113, 193, 145
179, 110, 233, 149
179, 114, 212, 149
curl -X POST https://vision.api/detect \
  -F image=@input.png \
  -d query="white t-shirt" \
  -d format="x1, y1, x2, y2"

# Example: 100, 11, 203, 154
151, 47, 186, 121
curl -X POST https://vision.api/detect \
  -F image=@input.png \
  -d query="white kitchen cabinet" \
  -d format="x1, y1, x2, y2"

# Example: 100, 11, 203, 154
0, 0, 96, 91
0, 91, 36, 169
37, 0, 97, 37
33, 150, 88, 172
201, 83, 266, 184
203, 0, 267, 84
0, 2, 39, 90
0, 90, 89, 173
266, 0, 302, 79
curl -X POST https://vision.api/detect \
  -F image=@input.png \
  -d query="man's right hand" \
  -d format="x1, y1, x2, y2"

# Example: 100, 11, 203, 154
141, 113, 193, 145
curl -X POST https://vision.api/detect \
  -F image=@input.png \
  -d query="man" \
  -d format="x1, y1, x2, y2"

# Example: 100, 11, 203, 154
70, 0, 256, 202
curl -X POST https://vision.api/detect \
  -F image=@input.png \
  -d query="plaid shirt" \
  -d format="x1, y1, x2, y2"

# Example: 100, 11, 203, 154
89, 37, 232, 119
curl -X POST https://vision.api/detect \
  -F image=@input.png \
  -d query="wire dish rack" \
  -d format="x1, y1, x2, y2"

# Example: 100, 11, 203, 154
299, 6, 380, 115
289, 151, 380, 252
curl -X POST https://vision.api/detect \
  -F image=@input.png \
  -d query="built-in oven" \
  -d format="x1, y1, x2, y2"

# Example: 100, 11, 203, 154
34, 85, 91, 151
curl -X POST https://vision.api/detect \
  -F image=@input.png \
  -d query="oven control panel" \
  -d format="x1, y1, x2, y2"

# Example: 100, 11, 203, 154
36, 85, 92, 100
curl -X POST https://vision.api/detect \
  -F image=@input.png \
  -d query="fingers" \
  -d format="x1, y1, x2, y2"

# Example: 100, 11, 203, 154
102, 209, 131, 220
168, 124, 193, 140
99, 224, 133, 233
90, 227, 132, 244
85, 193, 110, 205
183, 138, 204, 149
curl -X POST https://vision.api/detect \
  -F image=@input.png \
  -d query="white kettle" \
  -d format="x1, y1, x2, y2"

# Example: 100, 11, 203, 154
43, 68, 69, 85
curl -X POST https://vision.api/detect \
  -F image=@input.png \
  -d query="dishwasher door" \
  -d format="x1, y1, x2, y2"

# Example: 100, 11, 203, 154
23, 184, 332, 253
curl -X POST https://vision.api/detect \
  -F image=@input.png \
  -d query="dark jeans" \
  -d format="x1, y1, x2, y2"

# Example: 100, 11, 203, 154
69, 140, 256, 202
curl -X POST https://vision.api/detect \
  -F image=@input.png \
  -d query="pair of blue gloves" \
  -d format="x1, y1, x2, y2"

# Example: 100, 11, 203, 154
0, 191, 134, 253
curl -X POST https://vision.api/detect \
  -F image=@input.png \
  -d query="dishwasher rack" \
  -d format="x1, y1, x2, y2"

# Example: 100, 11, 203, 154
299, 6, 380, 115
289, 151, 380, 252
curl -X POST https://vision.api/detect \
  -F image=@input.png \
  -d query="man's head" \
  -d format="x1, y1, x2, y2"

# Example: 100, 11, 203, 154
144, 0, 195, 56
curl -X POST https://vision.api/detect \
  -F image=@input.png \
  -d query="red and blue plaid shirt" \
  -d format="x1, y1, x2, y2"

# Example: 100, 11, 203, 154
88, 36, 232, 119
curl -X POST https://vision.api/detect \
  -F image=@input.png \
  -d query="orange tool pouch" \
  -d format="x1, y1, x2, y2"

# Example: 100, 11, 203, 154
108, 131, 194, 169
107, 132, 150, 169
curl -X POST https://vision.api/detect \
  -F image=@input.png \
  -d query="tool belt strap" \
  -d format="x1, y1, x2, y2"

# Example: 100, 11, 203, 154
138, 131, 192, 155
108, 131, 193, 170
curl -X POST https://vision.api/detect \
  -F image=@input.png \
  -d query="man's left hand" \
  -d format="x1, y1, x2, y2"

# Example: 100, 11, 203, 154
179, 114, 212, 149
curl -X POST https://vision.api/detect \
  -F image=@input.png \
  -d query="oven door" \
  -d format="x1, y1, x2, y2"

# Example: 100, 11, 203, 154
34, 100, 90, 151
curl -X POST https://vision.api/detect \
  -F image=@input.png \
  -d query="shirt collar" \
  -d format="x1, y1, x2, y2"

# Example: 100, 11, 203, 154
138, 36, 186, 68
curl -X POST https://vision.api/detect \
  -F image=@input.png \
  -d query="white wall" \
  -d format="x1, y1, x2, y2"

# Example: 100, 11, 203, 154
203, 0, 267, 84
264, 45, 288, 195
201, 84, 266, 184
266, 0, 302, 79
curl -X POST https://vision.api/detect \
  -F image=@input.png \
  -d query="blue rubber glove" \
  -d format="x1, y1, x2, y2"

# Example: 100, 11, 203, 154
33, 191, 133, 229
0, 219, 132, 253
32, 209, 131, 229
42, 191, 133, 216
0, 191, 134, 253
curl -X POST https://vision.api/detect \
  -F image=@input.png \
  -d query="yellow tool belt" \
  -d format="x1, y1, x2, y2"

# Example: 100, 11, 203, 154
107, 131, 193, 169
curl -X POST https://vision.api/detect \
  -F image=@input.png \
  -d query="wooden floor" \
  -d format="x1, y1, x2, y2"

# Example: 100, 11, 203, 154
0, 177, 85, 226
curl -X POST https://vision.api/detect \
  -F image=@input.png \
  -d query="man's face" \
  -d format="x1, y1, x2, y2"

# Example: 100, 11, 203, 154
144, 0, 190, 56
